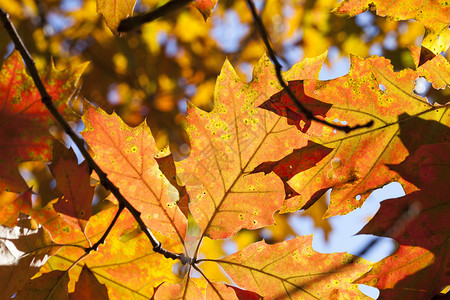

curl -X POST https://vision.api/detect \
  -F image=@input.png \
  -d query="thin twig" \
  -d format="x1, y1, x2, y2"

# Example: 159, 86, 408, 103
0, 7, 193, 265
86, 203, 125, 253
118, 0, 193, 32
246, 0, 373, 133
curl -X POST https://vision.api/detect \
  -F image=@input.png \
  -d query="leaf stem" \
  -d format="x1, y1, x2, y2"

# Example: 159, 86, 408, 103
118, 0, 193, 32
85, 203, 125, 253
0, 7, 192, 265
245, 0, 373, 133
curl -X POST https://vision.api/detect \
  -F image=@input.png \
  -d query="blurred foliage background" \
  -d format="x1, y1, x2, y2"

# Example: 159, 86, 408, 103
1, 0, 447, 282
1, 0, 441, 158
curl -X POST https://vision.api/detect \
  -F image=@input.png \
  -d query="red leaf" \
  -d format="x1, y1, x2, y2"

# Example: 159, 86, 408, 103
50, 142, 95, 233
225, 284, 261, 300
0, 51, 86, 193
70, 265, 109, 300
250, 140, 333, 199
15, 270, 70, 300
357, 143, 450, 298
191, 0, 217, 21
259, 80, 332, 133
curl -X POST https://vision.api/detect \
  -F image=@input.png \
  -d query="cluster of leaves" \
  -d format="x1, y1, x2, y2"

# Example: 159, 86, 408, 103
0, 0, 449, 299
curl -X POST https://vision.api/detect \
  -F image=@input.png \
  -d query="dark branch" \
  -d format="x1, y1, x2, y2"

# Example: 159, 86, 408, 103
0, 7, 192, 265
246, 0, 373, 133
118, 0, 193, 32
86, 203, 125, 253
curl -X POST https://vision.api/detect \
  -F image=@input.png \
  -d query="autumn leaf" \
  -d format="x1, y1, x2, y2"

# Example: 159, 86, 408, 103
0, 191, 32, 227
50, 141, 95, 233
81, 104, 187, 241
97, 0, 136, 35
41, 208, 182, 299
208, 235, 372, 299
225, 284, 261, 300
70, 264, 109, 300
258, 80, 332, 133
0, 51, 86, 193
356, 143, 450, 298
175, 53, 329, 240
153, 279, 205, 300
156, 152, 190, 218
191, 0, 217, 21
250, 140, 333, 200
15, 270, 70, 300
333, 0, 450, 54
280, 55, 449, 217
417, 53, 450, 90
0, 220, 60, 299
356, 245, 437, 299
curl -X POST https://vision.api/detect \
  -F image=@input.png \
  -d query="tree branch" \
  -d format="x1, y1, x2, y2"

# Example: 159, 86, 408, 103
118, 0, 193, 32
246, 0, 373, 133
0, 7, 193, 265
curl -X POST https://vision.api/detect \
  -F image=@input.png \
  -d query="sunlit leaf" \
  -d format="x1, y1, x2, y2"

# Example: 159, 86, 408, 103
215, 236, 372, 299
97, 0, 136, 35
42, 209, 182, 299
334, 0, 450, 54
176, 54, 327, 239
191, 0, 217, 21
357, 143, 450, 298
81, 104, 187, 241
284, 55, 449, 217
0, 51, 86, 193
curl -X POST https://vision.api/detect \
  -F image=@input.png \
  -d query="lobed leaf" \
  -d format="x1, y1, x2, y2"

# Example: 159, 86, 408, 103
215, 235, 372, 299
70, 264, 109, 300
176, 54, 328, 240
333, 0, 450, 54
356, 143, 450, 298
42, 208, 182, 299
0, 51, 86, 193
81, 104, 187, 242
281, 55, 449, 217
50, 142, 95, 233
0, 221, 60, 299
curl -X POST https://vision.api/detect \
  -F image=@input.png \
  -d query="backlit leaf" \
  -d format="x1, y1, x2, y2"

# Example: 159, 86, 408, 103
176, 54, 327, 239
215, 236, 372, 299
0, 51, 86, 193
283, 55, 449, 217
81, 104, 187, 241
70, 264, 109, 300
259, 80, 332, 133
334, 0, 450, 54
50, 142, 95, 233
357, 143, 450, 298
42, 209, 182, 299
191, 0, 217, 21
153, 279, 204, 300
97, 0, 136, 35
